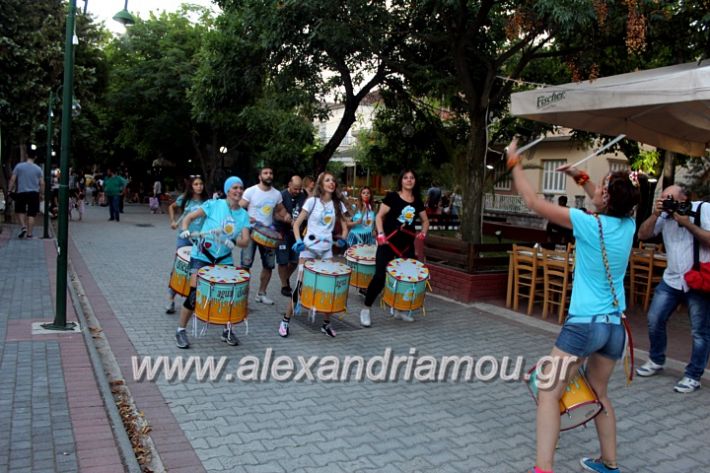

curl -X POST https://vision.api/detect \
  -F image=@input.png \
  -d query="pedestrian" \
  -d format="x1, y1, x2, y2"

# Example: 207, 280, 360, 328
358, 170, 429, 327
164, 176, 209, 314
277, 175, 307, 297
8, 154, 43, 239
175, 176, 250, 349
239, 166, 291, 306
635, 184, 710, 393
278, 171, 349, 338
507, 140, 642, 473
546, 195, 574, 245
303, 175, 315, 197
104, 168, 127, 222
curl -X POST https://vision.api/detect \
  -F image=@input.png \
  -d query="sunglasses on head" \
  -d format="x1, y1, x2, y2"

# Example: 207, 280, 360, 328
190, 174, 202, 179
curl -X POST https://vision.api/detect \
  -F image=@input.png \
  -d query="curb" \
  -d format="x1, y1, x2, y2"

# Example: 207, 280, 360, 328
53, 226, 144, 473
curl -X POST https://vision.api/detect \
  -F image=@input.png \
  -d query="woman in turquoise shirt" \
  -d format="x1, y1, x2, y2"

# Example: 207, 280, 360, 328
508, 140, 642, 473
165, 176, 209, 314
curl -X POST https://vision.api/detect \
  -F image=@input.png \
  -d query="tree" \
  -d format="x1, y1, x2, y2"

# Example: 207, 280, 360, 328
0, 0, 64, 164
216, 0, 410, 175
103, 7, 214, 185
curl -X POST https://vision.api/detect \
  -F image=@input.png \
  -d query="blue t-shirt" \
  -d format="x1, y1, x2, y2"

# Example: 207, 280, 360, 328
568, 209, 635, 319
175, 196, 206, 236
191, 199, 249, 265
351, 205, 375, 234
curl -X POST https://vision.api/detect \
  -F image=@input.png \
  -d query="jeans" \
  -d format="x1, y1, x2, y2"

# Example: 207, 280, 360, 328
555, 318, 626, 360
647, 280, 710, 381
108, 195, 121, 221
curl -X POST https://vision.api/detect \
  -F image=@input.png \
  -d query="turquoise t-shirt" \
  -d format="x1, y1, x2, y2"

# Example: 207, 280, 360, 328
191, 199, 249, 265
175, 196, 206, 236
351, 206, 375, 233
568, 208, 635, 319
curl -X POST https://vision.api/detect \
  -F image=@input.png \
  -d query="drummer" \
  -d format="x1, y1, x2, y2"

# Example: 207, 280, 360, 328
165, 176, 209, 314
239, 166, 292, 305
358, 170, 429, 327
506, 141, 642, 473
346, 186, 376, 246
279, 172, 349, 338
277, 175, 307, 297
175, 176, 250, 349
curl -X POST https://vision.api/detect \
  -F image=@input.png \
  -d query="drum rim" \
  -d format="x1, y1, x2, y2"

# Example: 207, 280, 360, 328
252, 224, 282, 239
345, 244, 376, 263
304, 259, 352, 275
197, 264, 250, 283
386, 258, 429, 282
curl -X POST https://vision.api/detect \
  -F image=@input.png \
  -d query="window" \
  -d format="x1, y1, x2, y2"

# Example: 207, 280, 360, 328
542, 160, 566, 193
494, 170, 511, 190
609, 160, 629, 172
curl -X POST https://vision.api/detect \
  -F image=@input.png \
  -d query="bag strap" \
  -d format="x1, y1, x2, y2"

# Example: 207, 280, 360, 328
593, 214, 621, 311
692, 202, 704, 271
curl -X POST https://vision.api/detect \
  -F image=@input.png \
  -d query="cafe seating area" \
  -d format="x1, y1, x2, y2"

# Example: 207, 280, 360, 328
506, 241, 667, 323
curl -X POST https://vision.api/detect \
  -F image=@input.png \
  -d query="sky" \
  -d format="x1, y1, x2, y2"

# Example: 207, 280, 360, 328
84, 0, 218, 33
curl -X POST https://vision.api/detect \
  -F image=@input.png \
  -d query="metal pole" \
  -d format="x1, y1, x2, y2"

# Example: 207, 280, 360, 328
43, 0, 77, 331
43, 91, 54, 239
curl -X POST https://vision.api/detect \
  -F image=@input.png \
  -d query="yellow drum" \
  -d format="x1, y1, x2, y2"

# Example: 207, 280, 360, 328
300, 260, 351, 314
382, 258, 429, 312
195, 265, 250, 325
251, 224, 282, 249
527, 364, 603, 431
345, 244, 376, 288
169, 246, 192, 297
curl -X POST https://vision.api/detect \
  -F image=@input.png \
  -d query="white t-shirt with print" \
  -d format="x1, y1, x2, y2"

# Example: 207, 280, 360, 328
242, 185, 283, 227
303, 197, 348, 238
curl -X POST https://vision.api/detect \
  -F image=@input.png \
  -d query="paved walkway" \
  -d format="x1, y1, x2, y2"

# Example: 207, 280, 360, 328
61, 204, 710, 473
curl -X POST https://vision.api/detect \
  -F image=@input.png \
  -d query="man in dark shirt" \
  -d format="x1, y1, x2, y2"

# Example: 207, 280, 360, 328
546, 195, 573, 245
277, 175, 306, 296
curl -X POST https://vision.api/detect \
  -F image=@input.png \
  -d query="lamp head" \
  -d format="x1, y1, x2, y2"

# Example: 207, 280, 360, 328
112, 9, 135, 26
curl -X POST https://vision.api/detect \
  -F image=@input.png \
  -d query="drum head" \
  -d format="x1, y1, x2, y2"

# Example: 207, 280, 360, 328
305, 260, 351, 276
254, 224, 282, 240
197, 264, 249, 283
177, 246, 192, 261
345, 244, 376, 263
386, 258, 429, 282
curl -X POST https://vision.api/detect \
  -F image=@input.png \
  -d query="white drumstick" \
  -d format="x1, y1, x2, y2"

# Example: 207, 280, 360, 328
516, 136, 545, 155
568, 134, 626, 168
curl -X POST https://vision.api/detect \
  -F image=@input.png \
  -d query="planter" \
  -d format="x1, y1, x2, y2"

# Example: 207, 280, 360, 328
427, 262, 507, 303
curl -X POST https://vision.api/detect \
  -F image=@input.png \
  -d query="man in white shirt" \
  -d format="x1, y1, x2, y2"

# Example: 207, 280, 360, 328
636, 185, 710, 393
240, 167, 291, 304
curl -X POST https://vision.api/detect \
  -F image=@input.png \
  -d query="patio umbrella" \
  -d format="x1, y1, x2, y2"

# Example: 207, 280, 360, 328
510, 60, 710, 157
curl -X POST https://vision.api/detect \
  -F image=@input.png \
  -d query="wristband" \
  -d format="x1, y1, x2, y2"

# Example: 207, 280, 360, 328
574, 171, 590, 186
506, 156, 520, 170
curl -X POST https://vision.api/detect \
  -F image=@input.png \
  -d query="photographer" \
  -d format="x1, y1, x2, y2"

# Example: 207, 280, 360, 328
636, 185, 710, 393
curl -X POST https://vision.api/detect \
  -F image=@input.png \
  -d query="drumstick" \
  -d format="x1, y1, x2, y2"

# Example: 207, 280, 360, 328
567, 134, 626, 169
502, 137, 545, 160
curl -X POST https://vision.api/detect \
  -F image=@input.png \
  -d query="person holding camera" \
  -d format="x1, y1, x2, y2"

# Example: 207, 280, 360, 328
636, 185, 710, 393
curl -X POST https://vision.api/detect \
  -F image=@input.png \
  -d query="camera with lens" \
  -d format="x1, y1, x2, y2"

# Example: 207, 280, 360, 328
662, 196, 694, 216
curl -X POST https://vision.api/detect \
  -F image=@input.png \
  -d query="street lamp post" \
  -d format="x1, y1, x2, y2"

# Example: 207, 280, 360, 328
42, 0, 134, 330
43, 90, 57, 240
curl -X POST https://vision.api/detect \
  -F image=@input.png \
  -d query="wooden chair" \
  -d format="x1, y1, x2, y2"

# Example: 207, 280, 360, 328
629, 247, 655, 311
541, 248, 574, 324
639, 241, 664, 253
512, 244, 542, 315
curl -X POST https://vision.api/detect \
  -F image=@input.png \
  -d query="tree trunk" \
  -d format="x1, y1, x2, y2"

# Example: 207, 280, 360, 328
661, 150, 675, 189
312, 102, 359, 176
460, 118, 488, 245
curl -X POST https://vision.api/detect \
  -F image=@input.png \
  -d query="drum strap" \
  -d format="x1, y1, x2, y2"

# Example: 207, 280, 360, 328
200, 245, 230, 265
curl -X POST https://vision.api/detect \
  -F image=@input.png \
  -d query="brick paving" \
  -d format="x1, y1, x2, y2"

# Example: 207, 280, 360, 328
64, 204, 710, 473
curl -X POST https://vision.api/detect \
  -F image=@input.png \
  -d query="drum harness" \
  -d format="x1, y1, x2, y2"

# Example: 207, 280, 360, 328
595, 214, 635, 385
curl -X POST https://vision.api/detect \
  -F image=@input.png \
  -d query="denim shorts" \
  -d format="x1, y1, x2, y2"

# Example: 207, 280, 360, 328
555, 318, 626, 360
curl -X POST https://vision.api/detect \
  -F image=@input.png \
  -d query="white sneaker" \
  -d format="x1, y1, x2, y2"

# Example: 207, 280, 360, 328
360, 308, 371, 327
255, 293, 275, 305
674, 376, 701, 393
394, 311, 415, 322
636, 359, 664, 377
